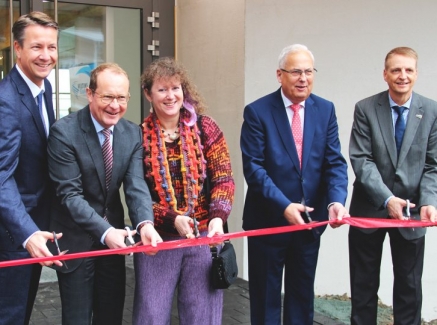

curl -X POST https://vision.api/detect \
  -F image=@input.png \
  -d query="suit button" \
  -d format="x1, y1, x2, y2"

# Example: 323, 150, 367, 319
395, 175, 401, 182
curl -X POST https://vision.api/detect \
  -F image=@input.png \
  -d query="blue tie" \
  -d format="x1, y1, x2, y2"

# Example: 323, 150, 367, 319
393, 106, 406, 155
37, 91, 47, 135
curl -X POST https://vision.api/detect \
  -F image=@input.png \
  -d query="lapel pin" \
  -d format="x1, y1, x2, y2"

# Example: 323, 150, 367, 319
416, 114, 422, 119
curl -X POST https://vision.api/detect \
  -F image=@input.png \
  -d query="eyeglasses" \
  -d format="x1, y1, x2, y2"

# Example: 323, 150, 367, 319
93, 91, 130, 105
280, 68, 317, 78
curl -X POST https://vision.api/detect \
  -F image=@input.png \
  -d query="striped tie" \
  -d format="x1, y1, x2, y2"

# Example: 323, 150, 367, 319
102, 128, 113, 191
102, 129, 112, 222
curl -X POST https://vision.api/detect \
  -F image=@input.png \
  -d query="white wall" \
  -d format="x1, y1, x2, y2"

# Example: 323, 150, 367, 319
178, 0, 437, 320
175, 0, 247, 277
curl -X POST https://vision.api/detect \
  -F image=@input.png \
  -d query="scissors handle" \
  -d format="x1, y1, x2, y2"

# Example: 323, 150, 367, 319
125, 226, 135, 245
125, 227, 134, 256
300, 197, 313, 223
405, 199, 414, 231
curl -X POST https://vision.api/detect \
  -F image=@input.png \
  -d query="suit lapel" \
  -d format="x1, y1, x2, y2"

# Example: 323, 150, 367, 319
44, 79, 56, 125
398, 93, 424, 166
301, 96, 316, 172
11, 68, 47, 140
375, 94, 397, 167
111, 120, 126, 194
270, 92, 301, 174
79, 107, 107, 193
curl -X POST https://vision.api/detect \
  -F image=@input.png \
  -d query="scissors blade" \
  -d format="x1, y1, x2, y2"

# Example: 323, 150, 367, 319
301, 197, 313, 223
193, 217, 199, 237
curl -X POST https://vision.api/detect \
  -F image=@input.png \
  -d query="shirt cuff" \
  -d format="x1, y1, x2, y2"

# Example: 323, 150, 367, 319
22, 231, 38, 248
101, 227, 115, 245
327, 202, 341, 210
384, 196, 394, 208
136, 220, 154, 232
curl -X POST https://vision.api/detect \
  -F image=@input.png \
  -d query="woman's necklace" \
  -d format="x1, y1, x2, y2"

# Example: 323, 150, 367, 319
161, 128, 180, 141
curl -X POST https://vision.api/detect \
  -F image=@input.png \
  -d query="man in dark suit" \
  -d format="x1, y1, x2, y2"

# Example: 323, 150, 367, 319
240, 44, 348, 325
0, 12, 64, 325
48, 63, 162, 325
349, 47, 437, 325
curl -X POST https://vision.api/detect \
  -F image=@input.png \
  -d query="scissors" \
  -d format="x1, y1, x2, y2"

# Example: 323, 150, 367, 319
125, 226, 135, 256
52, 231, 68, 269
405, 199, 414, 231
301, 197, 313, 223
192, 217, 199, 237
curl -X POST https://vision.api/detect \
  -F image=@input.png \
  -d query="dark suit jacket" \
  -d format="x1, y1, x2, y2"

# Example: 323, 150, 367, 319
0, 66, 55, 250
48, 106, 154, 271
349, 90, 437, 240
241, 88, 348, 234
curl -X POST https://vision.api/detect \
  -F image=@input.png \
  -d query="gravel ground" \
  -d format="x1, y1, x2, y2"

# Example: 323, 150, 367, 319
315, 294, 437, 325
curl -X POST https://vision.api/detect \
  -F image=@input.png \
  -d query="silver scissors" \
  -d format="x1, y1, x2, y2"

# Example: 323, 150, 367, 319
193, 217, 199, 237
405, 199, 414, 231
52, 231, 68, 269
125, 226, 135, 256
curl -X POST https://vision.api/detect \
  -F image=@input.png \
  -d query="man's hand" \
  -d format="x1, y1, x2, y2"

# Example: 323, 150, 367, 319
104, 228, 134, 253
328, 203, 349, 228
283, 203, 314, 225
139, 223, 162, 255
386, 197, 416, 220
420, 205, 437, 222
25, 231, 64, 267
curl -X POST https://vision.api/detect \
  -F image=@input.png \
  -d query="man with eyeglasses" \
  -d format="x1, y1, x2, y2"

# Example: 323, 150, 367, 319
349, 47, 437, 325
240, 44, 348, 325
47, 62, 162, 325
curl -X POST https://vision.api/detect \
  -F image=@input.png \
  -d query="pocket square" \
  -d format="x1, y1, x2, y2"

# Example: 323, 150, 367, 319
416, 114, 422, 119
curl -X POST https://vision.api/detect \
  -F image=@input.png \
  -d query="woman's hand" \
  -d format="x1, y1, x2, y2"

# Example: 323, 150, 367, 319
175, 215, 198, 239
207, 218, 224, 238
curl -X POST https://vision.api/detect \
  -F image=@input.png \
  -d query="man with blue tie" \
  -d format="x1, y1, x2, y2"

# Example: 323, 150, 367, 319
0, 11, 64, 325
349, 47, 437, 325
240, 44, 349, 325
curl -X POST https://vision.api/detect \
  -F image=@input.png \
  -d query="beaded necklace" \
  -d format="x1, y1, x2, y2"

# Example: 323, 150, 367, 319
143, 109, 207, 216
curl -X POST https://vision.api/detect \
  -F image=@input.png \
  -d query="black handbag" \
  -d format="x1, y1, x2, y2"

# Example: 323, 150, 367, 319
210, 224, 238, 289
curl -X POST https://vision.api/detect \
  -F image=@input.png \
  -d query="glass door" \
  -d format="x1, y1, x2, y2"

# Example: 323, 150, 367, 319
1, 0, 175, 122
43, 3, 143, 122
33, 0, 174, 123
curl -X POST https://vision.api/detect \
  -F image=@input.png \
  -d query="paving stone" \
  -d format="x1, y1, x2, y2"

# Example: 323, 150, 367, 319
30, 261, 345, 324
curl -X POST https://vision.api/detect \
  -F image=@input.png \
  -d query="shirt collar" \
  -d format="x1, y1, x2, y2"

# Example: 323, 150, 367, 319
90, 112, 114, 134
280, 88, 305, 109
388, 93, 413, 109
15, 64, 45, 98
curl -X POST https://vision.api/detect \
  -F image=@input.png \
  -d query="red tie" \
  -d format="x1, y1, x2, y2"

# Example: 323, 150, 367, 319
291, 104, 303, 168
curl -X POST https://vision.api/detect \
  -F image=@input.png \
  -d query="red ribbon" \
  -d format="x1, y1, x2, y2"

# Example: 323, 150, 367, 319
0, 217, 435, 268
